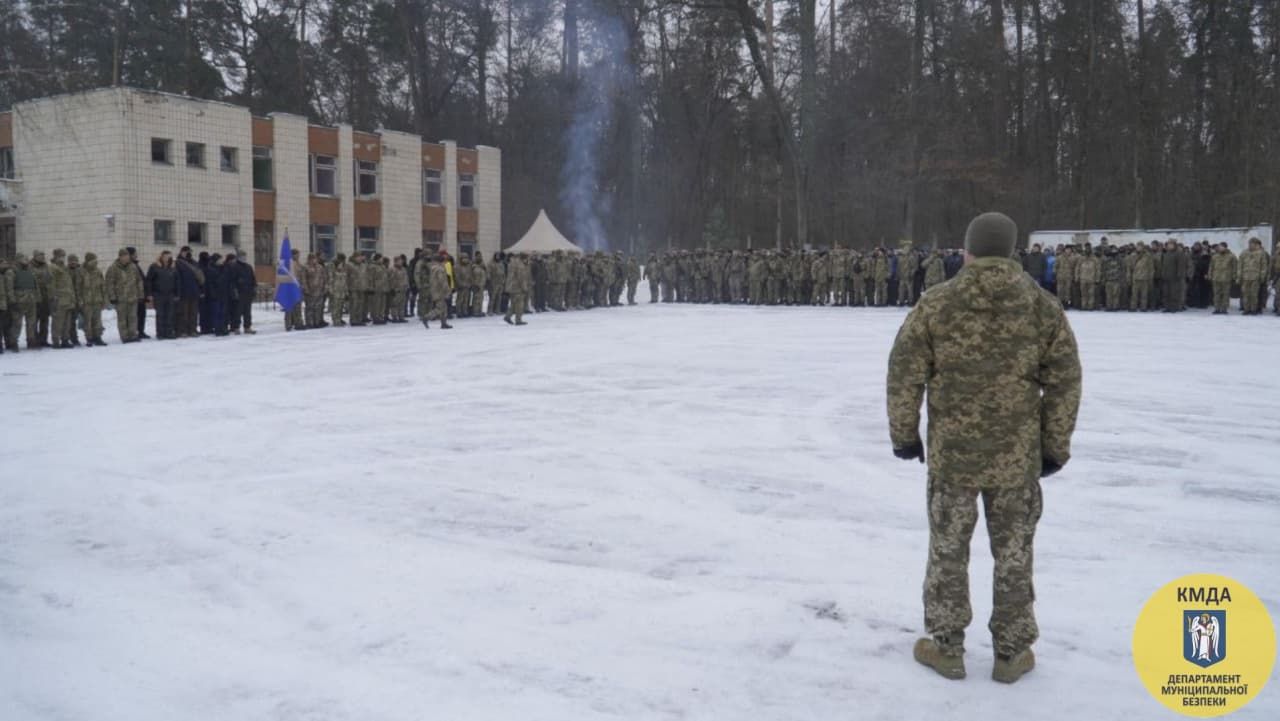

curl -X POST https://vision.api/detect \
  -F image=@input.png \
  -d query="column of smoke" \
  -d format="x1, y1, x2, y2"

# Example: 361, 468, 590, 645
560, 6, 630, 253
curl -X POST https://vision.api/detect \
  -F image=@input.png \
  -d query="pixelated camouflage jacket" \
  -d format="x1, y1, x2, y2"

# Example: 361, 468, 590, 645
887, 256, 1082, 488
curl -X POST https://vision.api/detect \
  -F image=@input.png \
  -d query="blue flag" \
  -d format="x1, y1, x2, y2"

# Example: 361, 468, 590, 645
275, 233, 303, 312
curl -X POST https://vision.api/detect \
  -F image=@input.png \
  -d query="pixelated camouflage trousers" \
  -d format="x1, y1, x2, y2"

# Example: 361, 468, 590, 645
924, 478, 1042, 658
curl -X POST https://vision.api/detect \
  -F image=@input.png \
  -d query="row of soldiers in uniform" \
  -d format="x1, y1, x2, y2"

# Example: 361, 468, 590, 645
281, 247, 646, 331
0, 246, 260, 352
640, 247, 963, 307
1020, 237, 1279, 315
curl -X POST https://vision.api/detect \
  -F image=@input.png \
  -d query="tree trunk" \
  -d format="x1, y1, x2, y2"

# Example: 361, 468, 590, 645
989, 0, 1006, 157
798, 0, 816, 247
904, 0, 925, 241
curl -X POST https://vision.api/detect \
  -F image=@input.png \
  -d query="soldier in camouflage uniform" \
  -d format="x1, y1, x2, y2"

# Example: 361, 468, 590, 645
471, 255, 488, 317
644, 253, 660, 303
79, 253, 107, 345
388, 255, 409, 323
810, 252, 830, 305
67, 254, 85, 346
1074, 246, 1101, 311
849, 252, 867, 306
327, 254, 349, 327
1102, 248, 1125, 311
1129, 243, 1154, 311
1238, 237, 1269, 315
370, 254, 391, 324
346, 253, 365, 325
105, 248, 144, 342
505, 253, 532, 325
48, 249, 77, 348
625, 255, 641, 305
455, 256, 474, 317
489, 252, 507, 315
9, 254, 38, 349
897, 248, 920, 306
871, 249, 890, 306
923, 250, 946, 291
303, 254, 329, 328
546, 251, 564, 311
1208, 244, 1236, 314
423, 252, 453, 329
1054, 246, 1074, 309
28, 250, 53, 348
888, 212, 1081, 684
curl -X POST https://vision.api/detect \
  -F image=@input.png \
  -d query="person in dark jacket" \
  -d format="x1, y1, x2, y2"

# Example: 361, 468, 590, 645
205, 253, 230, 336
226, 253, 258, 334
197, 252, 213, 334
127, 247, 151, 339
407, 248, 423, 317
175, 246, 204, 337
145, 251, 180, 339
944, 250, 963, 279
1023, 243, 1047, 285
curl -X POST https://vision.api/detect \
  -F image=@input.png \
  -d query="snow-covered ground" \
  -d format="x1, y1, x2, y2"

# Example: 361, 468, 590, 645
2, 303, 1278, 720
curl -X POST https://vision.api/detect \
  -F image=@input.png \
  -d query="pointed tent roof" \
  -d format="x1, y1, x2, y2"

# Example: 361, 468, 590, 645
506, 210, 583, 254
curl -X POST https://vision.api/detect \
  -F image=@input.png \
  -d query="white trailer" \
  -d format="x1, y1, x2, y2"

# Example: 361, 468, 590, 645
1028, 225, 1272, 256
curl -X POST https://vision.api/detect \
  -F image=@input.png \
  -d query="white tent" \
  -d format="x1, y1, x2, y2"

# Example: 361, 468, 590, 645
505, 210, 583, 254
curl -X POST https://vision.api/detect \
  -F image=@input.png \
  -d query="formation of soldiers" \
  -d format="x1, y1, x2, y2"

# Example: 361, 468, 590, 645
644, 247, 963, 307
303, 247, 645, 331
1018, 236, 1279, 315
4, 235, 1277, 354
0, 245, 651, 352
638, 239, 1280, 315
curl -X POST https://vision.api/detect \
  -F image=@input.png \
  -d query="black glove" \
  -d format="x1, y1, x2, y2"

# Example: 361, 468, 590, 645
893, 441, 925, 464
1041, 456, 1063, 478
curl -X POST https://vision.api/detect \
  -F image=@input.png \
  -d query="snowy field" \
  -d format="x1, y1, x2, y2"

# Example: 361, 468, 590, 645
2, 302, 1278, 721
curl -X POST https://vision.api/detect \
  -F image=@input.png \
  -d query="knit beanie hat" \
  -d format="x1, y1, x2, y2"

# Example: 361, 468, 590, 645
964, 212, 1018, 259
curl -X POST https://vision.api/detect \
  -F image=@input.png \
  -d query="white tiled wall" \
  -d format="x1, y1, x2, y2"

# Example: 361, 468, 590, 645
477, 145, 502, 261
380, 129, 422, 261
12, 89, 129, 262
119, 90, 254, 262
337, 125, 355, 254
443, 141, 457, 254
272, 113, 311, 255
9, 88, 503, 268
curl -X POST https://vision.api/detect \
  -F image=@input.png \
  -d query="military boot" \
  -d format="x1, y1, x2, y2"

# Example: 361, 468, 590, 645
441, 320, 453, 329
992, 649, 1035, 684
913, 637, 965, 680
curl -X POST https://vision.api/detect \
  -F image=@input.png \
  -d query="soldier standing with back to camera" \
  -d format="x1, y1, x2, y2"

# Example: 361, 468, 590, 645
888, 212, 1081, 684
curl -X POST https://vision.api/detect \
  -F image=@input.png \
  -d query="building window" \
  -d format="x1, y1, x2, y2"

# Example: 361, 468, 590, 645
221, 224, 239, 248
151, 138, 172, 164
188, 222, 208, 245
423, 169, 442, 205
220, 147, 238, 172
186, 142, 206, 168
310, 154, 337, 196
254, 221, 275, 266
422, 229, 443, 253
458, 173, 476, 208
0, 147, 13, 179
154, 220, 175, 245
457, 232, 477, 259
0, 222, 14, 259
357, 160, 378, 197
311, 224, 337, 259
252, 146, 273, 190
355, 226, 380, 255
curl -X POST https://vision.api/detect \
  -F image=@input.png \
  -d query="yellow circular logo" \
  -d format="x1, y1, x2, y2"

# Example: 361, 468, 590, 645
1133, 574, 1276, 717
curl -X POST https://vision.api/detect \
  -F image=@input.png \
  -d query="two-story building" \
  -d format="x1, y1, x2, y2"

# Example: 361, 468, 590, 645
0, 87, 501, 279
